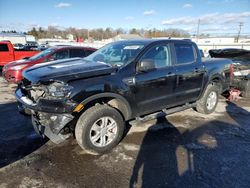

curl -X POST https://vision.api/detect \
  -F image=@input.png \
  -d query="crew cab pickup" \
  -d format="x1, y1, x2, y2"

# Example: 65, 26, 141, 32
0, 41, 39, 66
15, 39, 232, 154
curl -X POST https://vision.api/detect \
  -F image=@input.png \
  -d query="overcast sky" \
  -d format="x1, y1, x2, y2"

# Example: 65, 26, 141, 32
0, 0, 249, 34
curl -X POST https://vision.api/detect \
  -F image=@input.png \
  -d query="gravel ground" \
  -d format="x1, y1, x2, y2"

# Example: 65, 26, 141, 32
0, 76, 250, 188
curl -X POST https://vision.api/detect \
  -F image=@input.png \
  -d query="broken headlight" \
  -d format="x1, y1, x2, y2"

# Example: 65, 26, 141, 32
46, 82, 73, 98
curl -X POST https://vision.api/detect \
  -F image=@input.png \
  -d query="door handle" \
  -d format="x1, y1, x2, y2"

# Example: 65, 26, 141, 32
166, 72, 175, 77
193, 68, 199, 73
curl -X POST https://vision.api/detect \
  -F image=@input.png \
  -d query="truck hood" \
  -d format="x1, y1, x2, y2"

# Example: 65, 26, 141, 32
23, 58, 116, 84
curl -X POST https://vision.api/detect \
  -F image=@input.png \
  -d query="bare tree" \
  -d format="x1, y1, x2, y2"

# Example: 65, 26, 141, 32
27, 27, 190, 40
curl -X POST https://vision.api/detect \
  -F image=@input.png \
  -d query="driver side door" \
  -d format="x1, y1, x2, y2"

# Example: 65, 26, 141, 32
134, 43, 176, 115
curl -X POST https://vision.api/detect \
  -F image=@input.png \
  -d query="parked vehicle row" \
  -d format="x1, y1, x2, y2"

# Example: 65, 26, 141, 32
13, 42, 48, 51
0, 41, 40, 66
15, 39, 233, 154
2, 45, 96, 83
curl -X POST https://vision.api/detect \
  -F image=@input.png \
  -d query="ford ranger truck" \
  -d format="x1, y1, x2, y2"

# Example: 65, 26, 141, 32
15, 39, 232, 154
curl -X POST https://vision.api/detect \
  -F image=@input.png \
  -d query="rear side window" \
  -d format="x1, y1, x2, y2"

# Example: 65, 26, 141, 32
174, 43, 195, 64
84, 49, 95, 57
0, 44, 9, 52
70, 49, 85, 58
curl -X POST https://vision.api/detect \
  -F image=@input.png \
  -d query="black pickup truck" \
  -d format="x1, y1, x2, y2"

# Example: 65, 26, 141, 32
15, 39, 232, 154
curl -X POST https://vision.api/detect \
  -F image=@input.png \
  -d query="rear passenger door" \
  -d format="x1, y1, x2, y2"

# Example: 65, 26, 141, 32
70, 49, 86, 58
135, 43, 176, 115
173, 43, 205, 104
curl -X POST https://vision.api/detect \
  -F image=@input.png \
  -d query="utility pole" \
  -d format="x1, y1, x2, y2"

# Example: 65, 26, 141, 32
236, 22, 243, 43
196, 19, 200, 43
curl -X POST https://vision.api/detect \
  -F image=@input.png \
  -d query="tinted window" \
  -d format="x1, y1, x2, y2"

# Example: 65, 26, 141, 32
85, 50, 95, 57
70, 49, 85, 58
0, 44, 9, 52
141, 44, 171, 68
175, 43, 195, 64
51, 49, 69, 60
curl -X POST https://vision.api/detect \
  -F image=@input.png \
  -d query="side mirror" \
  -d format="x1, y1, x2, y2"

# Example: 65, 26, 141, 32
23, 57, 29, 60
137, 59, 156, 72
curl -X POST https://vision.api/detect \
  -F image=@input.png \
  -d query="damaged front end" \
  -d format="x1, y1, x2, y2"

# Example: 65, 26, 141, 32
32, 112, 74, 144
15, 78, 77, 143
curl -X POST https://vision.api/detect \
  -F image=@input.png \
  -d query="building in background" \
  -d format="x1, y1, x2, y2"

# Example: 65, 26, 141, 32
0, 33, 36, 44
195, 37, 235, 44
113, 34, 143, 41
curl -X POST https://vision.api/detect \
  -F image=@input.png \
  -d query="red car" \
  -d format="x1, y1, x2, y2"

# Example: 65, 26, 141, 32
2, 46, 96, 83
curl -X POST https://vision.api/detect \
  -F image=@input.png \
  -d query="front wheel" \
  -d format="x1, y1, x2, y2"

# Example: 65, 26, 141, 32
195, 84, 219, 114
75, 105, 125, 155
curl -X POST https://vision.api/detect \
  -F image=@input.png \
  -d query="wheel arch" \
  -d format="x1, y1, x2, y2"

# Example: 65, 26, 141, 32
79, 93, 132, 121
199, 74, 223, 100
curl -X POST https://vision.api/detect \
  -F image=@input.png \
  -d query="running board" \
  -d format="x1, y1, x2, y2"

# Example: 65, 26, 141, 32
132, 102, 196, 124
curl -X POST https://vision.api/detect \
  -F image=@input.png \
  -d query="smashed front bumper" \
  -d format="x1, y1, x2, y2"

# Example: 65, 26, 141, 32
32, 112, 74, 144
15, 88, 76, 113
15, 88, 76, 143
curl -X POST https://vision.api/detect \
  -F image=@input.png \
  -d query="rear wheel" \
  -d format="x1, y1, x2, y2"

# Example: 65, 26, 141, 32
196, 84, 219, 114
75, 105, 125, 155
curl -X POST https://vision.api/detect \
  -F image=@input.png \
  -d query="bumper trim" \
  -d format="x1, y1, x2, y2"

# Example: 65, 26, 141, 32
32, 113, 73, 144
15, 88, 37, 108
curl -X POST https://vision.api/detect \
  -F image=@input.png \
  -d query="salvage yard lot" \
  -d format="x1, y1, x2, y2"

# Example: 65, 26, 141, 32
0, 76, 250, 188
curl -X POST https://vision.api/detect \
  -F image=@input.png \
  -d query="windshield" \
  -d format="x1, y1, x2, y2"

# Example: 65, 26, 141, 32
84, 41, 145, 67
29, 48, 56, 61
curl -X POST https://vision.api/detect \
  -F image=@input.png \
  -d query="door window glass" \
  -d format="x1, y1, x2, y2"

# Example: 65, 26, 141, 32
174, 43, 195, 64
140, 44, 171, 68
85, 50, 95, 57
51, 50, 69, 60
0, 44, 9, 52
70, 49, 85, 58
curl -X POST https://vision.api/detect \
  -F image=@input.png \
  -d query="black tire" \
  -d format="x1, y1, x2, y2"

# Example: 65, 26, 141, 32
75, 104, 125, 155
196, 84, 219, 114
